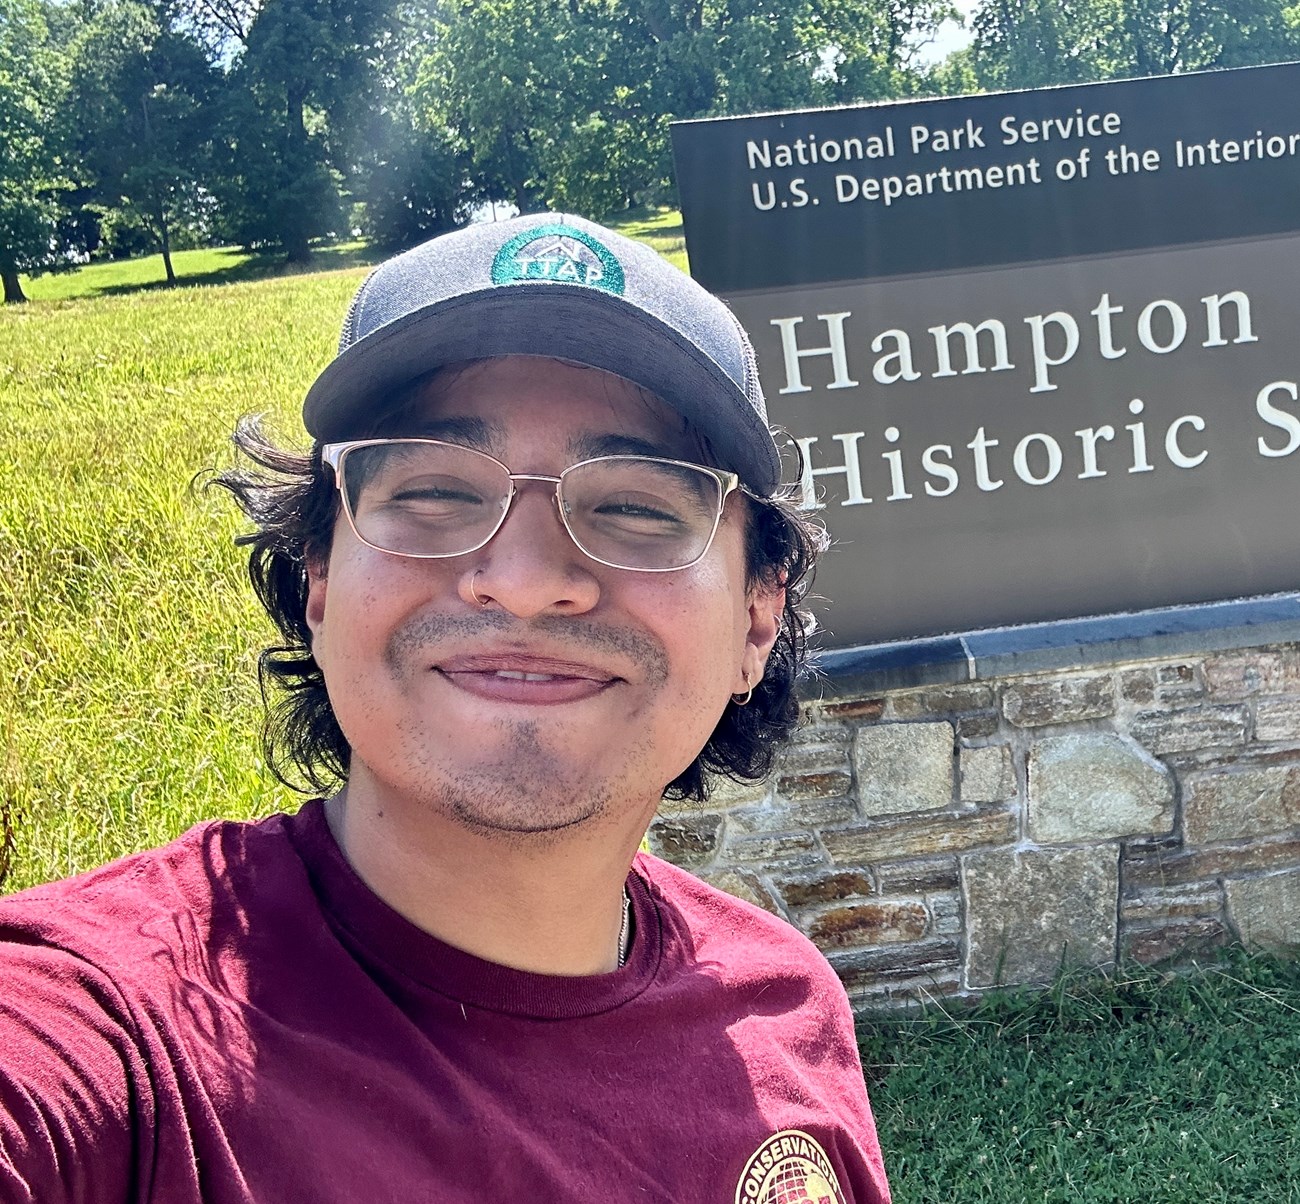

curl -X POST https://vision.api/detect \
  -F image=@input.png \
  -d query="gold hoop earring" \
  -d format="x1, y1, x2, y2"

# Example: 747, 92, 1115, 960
470, 570, 491, 607
731, 672, 753, 707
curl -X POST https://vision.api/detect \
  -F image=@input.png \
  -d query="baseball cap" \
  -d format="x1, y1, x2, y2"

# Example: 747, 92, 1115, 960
301, 213, 782, 495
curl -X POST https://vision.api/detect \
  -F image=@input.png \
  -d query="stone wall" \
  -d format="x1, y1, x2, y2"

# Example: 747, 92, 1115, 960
650, 641, 1300, 1009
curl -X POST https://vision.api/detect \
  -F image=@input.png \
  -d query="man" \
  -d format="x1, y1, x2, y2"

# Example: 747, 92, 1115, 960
0, 214, 890, 1203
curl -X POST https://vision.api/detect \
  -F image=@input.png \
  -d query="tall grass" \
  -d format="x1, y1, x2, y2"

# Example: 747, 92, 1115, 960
1, 269, 364, 889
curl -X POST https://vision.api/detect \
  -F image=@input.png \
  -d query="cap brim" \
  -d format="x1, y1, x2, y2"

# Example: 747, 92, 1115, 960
302, 284, 781, 495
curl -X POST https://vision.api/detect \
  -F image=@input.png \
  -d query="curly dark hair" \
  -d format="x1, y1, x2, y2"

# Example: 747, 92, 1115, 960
210, 405, 826, 804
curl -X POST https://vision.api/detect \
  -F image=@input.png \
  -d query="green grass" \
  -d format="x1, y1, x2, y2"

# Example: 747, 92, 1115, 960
858, 949, 1300, 1202
22, 241, 382, 302
608, 207, 689, 273
1, 264, 364, 889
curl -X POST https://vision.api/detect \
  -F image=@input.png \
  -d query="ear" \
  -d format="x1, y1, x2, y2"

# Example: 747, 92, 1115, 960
305, 552, 329, 640
735, 577, 785, 694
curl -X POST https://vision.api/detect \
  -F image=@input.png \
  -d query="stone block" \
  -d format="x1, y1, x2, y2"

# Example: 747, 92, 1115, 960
805, 901, 929, 950
722, 830, 821, 866
928, 892, 962, 936
957, 713, 1001, 742
726, 797, 857, 836
1120, 670, 1156, 705
1225, 869, 1300, 949
827, 940, 962, 993
875, 856, 960, 893
777, 740, 851, 775
888, 683, 995, 720
1182, 763, 1300, 843
695, 774, 769, 812
1028, 733, 1173, 844
698, 869, 784, 916
964, 846, 1119, 988
1129, 706, 1248, 755
1121, 917, 1227, 965
847, 971, 965, 1011
1203, 650, 1291, 698
1003, 675, 1113, 728
960, 745, 1015, 803
1125, 835, 1300, 889
853, 721, 954, 817
1155, 664, 1203, 702
817, 697, 886, 723
1120, 882, 1222, 923
822, 807, 1017, 864
648, 813, 722, 870
1254, 698, 1300, 743
775, 867, 874, 909
776, 770, 854, 802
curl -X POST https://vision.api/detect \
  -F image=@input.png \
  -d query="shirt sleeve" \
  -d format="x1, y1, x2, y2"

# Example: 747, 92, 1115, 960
0, 940, 141, 1204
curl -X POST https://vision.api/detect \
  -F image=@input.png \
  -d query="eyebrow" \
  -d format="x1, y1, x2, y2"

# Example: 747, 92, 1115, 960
397, 422, 680, 464
405, 416, 502, 452
569, 433, 677, 461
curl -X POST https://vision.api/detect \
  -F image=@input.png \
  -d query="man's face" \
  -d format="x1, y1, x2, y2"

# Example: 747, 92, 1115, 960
306, 355, 782, 838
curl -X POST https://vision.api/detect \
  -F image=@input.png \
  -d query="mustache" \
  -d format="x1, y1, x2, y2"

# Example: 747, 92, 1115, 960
385, 609, 670, 686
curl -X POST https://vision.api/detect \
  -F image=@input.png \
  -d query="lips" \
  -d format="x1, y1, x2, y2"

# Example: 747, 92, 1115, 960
434, 652, 621, 704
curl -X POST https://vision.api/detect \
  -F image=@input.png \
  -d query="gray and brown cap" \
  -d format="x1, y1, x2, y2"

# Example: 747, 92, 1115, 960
301, 213, 781, 495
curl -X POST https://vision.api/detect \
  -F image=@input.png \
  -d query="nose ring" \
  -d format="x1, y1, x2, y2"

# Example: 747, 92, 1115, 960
470, 570, 490, 607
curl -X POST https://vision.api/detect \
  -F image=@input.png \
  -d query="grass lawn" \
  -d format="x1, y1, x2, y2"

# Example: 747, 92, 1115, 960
5, 210, 1300, 1201
859, 950, 1300, 1201
20, 241, 382, 302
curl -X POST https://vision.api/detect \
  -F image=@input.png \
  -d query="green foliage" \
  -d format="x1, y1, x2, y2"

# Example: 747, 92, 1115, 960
966, 0, 1300, 91
422, 0, 954, 219
0, 0, 70, 298
859, 951, 1300, 1201
354, 118, 475, 250
65, 0, 218, 278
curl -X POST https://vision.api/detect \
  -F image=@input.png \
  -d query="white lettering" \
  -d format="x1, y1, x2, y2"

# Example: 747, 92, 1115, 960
770, 314, 859, 394
1256, 381, 1300, 457
1025, 311, 1079, 393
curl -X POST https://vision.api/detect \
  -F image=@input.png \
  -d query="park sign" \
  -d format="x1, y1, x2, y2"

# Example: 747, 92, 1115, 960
671, 62, 1300, 648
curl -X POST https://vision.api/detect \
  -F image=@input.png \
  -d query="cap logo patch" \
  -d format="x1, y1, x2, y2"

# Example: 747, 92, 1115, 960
491, 223, 625, 295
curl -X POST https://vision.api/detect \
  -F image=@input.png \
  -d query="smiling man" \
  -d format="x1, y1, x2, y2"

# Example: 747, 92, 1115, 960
0, 214, 891, 1203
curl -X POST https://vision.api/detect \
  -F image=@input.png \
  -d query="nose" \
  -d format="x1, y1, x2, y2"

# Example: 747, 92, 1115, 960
457, 482, 600, 618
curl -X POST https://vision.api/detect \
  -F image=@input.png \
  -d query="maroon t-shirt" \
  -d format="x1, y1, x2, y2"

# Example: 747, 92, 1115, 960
0, 802, 890, 1203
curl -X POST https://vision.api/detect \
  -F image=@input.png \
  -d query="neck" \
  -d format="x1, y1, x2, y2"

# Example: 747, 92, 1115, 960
324, 774, 654, 976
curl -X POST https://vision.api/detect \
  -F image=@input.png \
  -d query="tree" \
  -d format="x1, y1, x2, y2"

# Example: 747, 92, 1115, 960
0, 0, 68, 303
214, 0, 400, 259
66, 1, 216, 284
422, 0, 953, 219
966, 0, 1300, 91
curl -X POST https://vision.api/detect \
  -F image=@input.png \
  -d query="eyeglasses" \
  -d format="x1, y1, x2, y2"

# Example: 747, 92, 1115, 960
321, 438, 741, 572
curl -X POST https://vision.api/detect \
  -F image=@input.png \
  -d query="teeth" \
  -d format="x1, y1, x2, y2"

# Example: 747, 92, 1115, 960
494, 670, 558, 682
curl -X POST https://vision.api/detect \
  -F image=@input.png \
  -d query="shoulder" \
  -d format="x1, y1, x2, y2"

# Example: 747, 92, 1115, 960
0, 808, 305, 979
634, 851, 845, 996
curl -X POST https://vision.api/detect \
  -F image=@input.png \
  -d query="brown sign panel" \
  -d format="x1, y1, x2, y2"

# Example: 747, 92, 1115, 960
672, 63, 1300, 648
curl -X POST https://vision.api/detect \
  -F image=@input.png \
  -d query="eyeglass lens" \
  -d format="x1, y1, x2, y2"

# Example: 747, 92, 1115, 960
339, 441, 725, 570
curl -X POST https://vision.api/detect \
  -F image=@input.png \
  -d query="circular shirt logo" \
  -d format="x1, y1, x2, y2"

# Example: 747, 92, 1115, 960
734, 1130, 848, 1204
490, 223, 625, 295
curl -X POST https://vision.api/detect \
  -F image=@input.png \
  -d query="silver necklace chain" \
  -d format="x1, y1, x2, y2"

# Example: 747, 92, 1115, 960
616, 887, 632, 968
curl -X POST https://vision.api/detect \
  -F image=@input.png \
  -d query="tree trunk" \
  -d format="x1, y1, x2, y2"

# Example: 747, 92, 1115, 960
158, 206, 176, 286
2, 268, 26, 304
283, 86, 313, 263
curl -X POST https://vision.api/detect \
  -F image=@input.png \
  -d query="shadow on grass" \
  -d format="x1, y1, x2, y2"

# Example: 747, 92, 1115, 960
38, 212, 686, 302
83, 243, 386, 299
